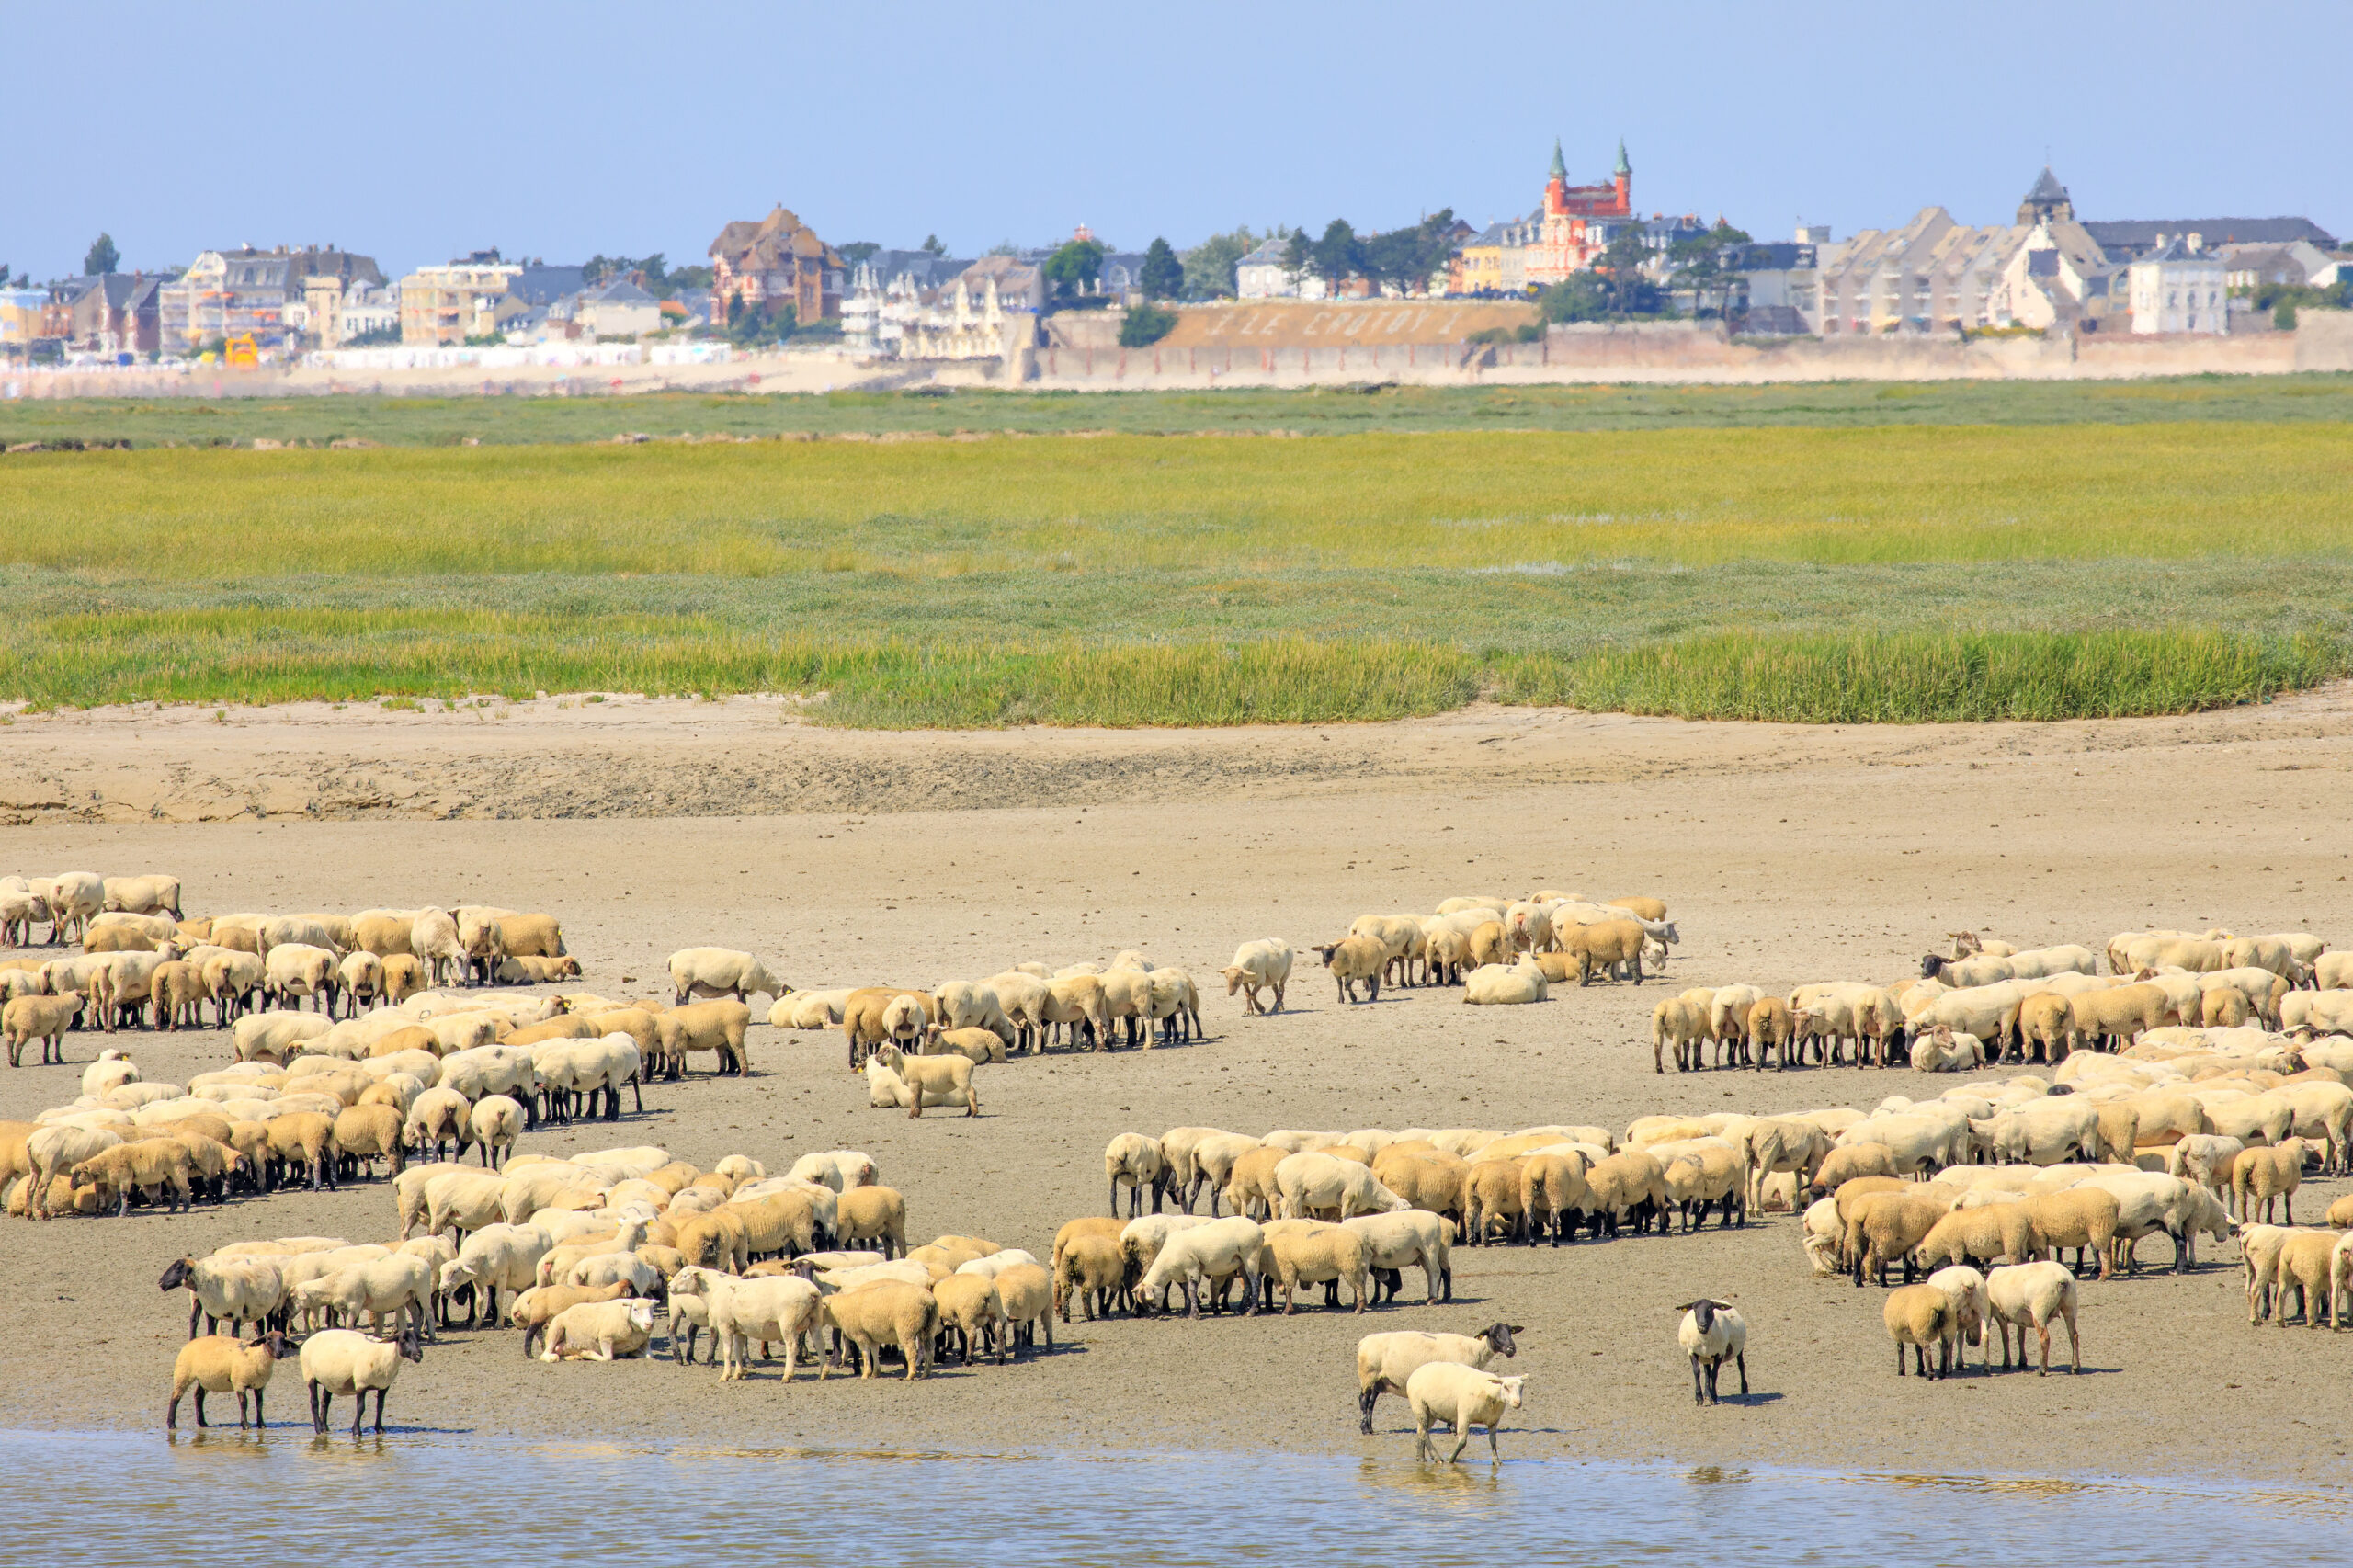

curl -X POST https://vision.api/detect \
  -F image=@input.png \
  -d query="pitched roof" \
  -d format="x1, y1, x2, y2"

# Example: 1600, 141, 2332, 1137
2023, 166, 2069, 204
2086, 216, 2337, 253
710, 205, 842, 271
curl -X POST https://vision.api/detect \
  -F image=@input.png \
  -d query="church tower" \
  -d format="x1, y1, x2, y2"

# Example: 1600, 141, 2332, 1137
1612, 137, 1631, 215
2018, 166, 2074, 226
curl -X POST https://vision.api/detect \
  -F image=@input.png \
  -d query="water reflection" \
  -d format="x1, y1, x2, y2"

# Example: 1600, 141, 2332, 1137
11, 1428, 2350, 1565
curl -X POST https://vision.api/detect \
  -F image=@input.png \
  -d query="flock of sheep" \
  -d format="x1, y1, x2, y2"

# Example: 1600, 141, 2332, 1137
9, 864, 2353, 1465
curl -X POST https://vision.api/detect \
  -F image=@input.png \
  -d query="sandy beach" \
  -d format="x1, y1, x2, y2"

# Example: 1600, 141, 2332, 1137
2, 689, 2349, 1476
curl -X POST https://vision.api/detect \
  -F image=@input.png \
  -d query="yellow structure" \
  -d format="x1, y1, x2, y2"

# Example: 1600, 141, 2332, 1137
398, 259, 522, 345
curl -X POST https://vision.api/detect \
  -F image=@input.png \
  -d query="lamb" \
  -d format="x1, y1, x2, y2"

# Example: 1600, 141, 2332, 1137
1884, 1283, 1959, 1380
1311, 936, 1389, 1004
1462, 958, 1549, 1006
301, 1324, 426, 1434
511, 1281, 630, 1358
1985, 1260, 2080, 1374
1677, 1298, 1749, 1404
1220, 938, 1294, 1016
922, 1025, 1009, 1065
5, 993, 85, 1068
538, 1297, 659, 1361
2231, 1140, 2308, 1223
666, 948, 784, 1006
166, 1330, 291, 1429
1407, 1364, 1527, 1464
1104, 1132, 1167, 1217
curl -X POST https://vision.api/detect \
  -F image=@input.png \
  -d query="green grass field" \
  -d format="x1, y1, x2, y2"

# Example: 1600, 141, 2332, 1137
5, 373, 2353, 447
2, 388, 2347, 724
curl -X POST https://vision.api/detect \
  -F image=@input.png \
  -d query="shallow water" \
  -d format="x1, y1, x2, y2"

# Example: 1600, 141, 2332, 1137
9, 1428, 2347, 1565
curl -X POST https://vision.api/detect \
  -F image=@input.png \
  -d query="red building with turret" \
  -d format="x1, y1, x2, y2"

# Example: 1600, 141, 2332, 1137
1526, 139, 1632, 283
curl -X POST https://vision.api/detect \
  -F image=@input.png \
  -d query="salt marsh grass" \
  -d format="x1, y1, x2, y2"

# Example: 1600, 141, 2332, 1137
0, 423, 2347, 579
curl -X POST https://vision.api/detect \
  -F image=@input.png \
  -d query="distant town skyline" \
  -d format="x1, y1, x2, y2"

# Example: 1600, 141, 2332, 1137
11, 0, 2347, 280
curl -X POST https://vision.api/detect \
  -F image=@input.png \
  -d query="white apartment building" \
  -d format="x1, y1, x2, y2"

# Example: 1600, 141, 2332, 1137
2128, 237, 2227, 334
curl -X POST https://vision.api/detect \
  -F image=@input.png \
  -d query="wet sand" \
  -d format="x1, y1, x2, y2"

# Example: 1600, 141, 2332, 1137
2, 691, 2349, 1476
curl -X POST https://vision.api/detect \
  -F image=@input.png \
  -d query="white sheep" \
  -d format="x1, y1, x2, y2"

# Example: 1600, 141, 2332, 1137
1986, 1260, 2081, 1375
1406, 1363, 1527, 1464
1104, 1132, 1167, 1218
1461, 958, 1549, 1006
539, 1297, 659, 1361
300, 1324, 425, 1435
1135, 1216, 1264, 1318
1677, 1299, 1748, 1404
1354, 1324, 1518, 1433
666, 948, 783, 1006
1220, 938, 1293, 1016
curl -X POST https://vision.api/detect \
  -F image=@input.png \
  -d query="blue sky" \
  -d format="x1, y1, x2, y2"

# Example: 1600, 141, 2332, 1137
11, 0, 2347, 278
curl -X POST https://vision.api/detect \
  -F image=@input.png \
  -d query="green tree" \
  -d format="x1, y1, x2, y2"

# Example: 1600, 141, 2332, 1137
1041, 237, 1107, 306
1311, 220, 1363, 293
1139, 237, 1184, 301
1120, 302, 1178, 347
838, 241, 881, 267
84, 233, 119, 276
1179, 226, 1261, 300
920, 234, 947, 256
1281, 228, 1312, 277
1363, 209, 1458, 295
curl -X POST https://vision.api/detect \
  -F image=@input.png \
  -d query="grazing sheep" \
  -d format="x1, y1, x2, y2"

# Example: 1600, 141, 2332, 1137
1054, 1232, 1128, 1323
301, 1324, 426, 1435
1135, 1215, 1265, 1319
166, 1331, 290, 1429
2020, 1189, 2120, 1280
1846, 1192, 1952, 1288
1407, 1364, 1526, 1464
1652, 996, 1710, 1074
655, 1000, 754, 1079
2269, 1229, 2340, 1329
1564, 919, 1647, 986
932, 1274, 1009, 1365
410, 912, 466, 990
1220, 938, 1293, 1017
1915, 1204, 2042, 1272
922, 1025, 1008, 1065
1518, 1153, 1587, 1248
468, 1096, 522, 1168
1677, 1299, 1749, 1404
1344, 1210, 1455, 1305
1985, 1261, 2080, 1374
1884, 1284, 1959, 1380
666, 948, 783, 1006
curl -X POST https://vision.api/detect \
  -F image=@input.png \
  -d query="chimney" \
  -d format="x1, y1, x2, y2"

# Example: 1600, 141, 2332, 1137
2186, 232, 2203, 254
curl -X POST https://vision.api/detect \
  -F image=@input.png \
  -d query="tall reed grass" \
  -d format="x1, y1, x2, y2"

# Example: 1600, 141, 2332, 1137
2, 609, 2335, 725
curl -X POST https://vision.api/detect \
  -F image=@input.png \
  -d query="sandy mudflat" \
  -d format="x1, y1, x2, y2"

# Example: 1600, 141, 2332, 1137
1, 691, 2350, 1477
